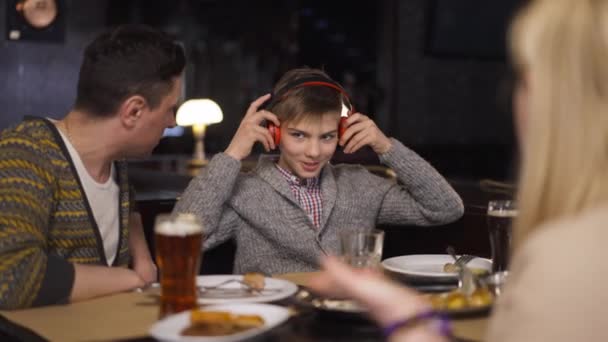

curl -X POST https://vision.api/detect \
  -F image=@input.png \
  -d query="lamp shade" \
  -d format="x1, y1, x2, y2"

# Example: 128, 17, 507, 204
176, 99, 223, 126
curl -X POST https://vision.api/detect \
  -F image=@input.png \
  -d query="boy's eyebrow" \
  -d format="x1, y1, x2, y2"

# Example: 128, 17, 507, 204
286, 128, 311, 137
286, 128, 338, 136
286, 128, 306, 133
321, 129, 338, 135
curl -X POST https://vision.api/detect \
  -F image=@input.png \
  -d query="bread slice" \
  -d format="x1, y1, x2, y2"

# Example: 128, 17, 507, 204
243, 272, 265, 291
183, 309, 265, 336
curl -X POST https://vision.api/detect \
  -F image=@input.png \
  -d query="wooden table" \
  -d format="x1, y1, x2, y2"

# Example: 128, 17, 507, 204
0, 273, 488, 341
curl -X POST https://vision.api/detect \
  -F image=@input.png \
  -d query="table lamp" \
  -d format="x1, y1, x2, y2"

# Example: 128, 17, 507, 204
176, 98, 223, 167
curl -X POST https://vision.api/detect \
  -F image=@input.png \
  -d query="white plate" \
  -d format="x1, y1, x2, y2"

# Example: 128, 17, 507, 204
197, 275, 298, 304
149, 303, 290, 342
381, 254, 492, 279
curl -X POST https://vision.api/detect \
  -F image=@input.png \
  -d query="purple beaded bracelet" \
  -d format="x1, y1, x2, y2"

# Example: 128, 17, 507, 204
382, 310, 452, 339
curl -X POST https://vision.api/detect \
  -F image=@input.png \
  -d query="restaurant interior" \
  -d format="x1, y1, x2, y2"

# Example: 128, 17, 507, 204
0, 0, 522, 341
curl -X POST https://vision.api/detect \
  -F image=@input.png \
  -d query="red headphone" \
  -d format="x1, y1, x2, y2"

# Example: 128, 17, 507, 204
263, 76, 354, 146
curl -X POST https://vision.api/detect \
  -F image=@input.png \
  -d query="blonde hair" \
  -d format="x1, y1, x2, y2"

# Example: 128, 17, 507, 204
510, 0, 608, 247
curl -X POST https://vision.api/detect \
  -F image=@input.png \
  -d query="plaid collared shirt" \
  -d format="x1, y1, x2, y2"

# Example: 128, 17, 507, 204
275, 164, 322, 229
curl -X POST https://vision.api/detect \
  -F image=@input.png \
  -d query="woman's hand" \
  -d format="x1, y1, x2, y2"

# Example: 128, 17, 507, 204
339, 113, 392, 154
225, 94, 280, 161
309, 256, 431, 326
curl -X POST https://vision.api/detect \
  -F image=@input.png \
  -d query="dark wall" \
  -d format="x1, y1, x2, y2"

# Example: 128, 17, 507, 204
373, 0, 516, 180
0, 0, 516, 179
379, 0, 514, 146
0, 0, 109, 129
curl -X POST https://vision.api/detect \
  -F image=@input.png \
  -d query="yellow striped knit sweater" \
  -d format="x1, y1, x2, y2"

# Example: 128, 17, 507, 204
0, 118, 132, 309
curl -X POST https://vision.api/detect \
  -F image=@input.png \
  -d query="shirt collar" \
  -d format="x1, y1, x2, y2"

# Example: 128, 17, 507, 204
275, 163, 320, 188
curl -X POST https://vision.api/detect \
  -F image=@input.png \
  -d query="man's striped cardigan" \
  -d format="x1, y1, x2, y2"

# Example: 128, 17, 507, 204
0, 118, 133, 309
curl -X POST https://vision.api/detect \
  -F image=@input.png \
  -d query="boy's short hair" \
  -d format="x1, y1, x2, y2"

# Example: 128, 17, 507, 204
269, 68, 345, 124
74, 25, 186, 117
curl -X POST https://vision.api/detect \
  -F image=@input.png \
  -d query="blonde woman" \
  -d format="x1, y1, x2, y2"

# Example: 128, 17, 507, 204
309, 0, 608, 341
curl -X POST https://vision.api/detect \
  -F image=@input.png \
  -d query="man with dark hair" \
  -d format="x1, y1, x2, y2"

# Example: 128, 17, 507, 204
0, 25, 186, 309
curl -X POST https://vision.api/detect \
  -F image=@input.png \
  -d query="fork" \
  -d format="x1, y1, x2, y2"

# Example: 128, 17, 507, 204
446, 246, 483, 296
198, 279, 283, 295
456, 254, 475, 265
446, 246, 475, 266
199, 279, 257, 291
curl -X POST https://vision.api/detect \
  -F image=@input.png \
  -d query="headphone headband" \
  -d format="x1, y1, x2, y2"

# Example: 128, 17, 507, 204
266, 76, 354, 113
264, 75, 353, 147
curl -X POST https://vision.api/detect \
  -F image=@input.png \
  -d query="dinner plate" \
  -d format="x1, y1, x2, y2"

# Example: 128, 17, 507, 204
149, 275, 298, 304
438, 304, 492, 319
381, 254, 492, 279
424, 290, 494, 319
292, 289, 373, 322
149, 303, 290, 342
196, 275, 298, 304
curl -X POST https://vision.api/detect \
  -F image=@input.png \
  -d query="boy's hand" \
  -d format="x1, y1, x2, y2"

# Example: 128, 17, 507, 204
225, 94, 280, 161
339, 113, 392, 154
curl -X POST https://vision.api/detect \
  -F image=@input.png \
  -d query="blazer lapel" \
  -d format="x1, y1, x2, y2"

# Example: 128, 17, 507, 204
256, 156, 336, 234
255, 155, 299, 206
319, 164, 337, 232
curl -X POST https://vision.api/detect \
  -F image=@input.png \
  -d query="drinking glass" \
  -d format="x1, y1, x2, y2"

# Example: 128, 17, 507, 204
155, 213, 203, 318
483, 271, 510, 297
487, 200, 517, 272
340, 229, 384, 269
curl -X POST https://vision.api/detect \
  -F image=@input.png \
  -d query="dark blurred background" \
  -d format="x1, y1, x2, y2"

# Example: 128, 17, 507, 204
0, 0, 521, 181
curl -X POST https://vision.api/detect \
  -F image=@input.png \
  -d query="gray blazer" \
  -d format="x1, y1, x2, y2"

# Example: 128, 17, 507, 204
174, 139, 464, 274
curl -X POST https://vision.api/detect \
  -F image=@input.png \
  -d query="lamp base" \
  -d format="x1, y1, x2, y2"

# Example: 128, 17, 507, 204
187, 158, 208, 168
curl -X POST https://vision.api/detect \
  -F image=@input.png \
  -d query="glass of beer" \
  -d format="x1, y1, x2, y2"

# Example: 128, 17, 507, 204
154, 213, 203, 318
340, 229, 384, 269
487, 200, 517, 272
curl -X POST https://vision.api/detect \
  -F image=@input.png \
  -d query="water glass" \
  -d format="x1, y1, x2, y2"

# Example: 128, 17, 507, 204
340, 229, 384, 269
483, 271, 510, 297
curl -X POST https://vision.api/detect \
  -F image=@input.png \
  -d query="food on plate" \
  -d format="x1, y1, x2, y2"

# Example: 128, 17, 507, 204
442, 263, 490, 276
243, 272, 265, 291
442, 262, 460, 273
295, 289, 366, 313
314, 298, 366, 312
181, 309, 265, 336
426, 287, 494, 311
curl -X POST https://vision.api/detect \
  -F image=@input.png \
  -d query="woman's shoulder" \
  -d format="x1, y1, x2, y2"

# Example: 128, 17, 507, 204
524, 204, 608, 252
489, 204, 608, 342
512, 204, 608, 288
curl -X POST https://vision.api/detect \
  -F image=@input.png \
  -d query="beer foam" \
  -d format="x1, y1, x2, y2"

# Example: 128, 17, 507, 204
155, 219, 201, 236
487, 209, 518, 217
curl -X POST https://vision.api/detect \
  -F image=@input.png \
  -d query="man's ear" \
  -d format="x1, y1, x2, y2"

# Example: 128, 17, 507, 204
119, 95, 147, 128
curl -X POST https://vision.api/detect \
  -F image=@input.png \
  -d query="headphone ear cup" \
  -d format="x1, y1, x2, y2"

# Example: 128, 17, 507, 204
268, 122, 281, 146
338, 116, 348, 139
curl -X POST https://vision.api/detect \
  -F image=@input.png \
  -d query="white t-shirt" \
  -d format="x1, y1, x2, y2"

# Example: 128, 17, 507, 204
56, 129, 120, 266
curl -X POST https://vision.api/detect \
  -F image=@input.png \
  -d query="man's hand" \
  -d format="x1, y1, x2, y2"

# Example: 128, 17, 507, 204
70, 264, 146, 303
133, 257, 157, 285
